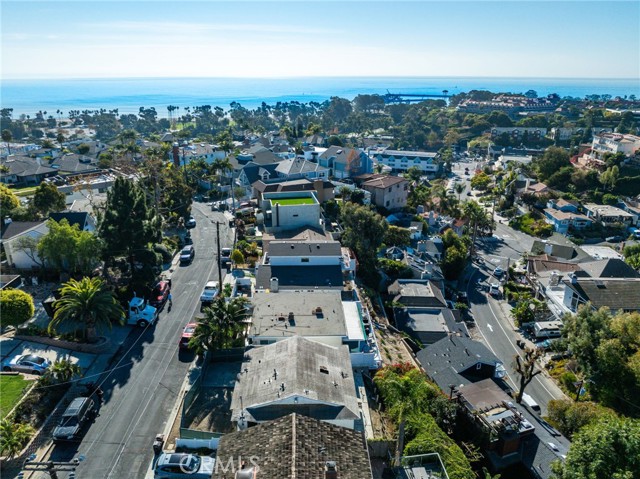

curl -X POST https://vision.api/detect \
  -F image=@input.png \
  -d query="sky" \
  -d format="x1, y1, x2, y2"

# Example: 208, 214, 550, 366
1, 0, 639, 80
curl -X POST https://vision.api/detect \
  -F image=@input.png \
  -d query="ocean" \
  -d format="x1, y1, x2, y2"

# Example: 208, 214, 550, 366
1, 76, 639, 118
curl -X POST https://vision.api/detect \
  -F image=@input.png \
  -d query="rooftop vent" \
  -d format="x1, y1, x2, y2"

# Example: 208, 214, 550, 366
319, 366, 329, 375
325, 461, 338, 479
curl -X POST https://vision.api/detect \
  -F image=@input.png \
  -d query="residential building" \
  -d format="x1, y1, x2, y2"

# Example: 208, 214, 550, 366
212, 413, 373, 479
260, 226, 331, 252
275, 157, 330, 181
369, 148, 440, 175
356, 174, 409, 210
491, 127, 547, 141
590, 133, 640, 160
531, 240, 577, 260
256, 240, 345, 290
252, 178, 335, 203
562, 275, 640, 313
49, 211, 96, 232
543, 208, 594, 235
317, 146, 372, 179
247, 289, 382, 369
583, 203, 636, 226
388, 279, 447, 308
1, 219, 47, 269
230, 336, 360, 430
259, 191, 322, 234
0, 156, 58, 185
236, 162, 279, 195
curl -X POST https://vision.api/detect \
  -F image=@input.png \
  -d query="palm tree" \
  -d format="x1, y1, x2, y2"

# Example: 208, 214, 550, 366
455, 182, 465, 202
48, 277, 125, 343
188, 298, 248, 355
463, 200, 489, 257
49, 357, 82, 383
0, 419, 33, 459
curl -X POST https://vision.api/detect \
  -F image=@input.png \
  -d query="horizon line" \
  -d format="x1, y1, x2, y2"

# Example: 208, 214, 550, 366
3, 75, 639, 82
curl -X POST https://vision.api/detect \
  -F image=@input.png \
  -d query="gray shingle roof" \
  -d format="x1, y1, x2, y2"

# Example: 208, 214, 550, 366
416, 336, 501, 390
578, 258, 639, 279
387, 279, 446, 307
49, 212, 89, 229
213, 413, 372, 479
0, 221, 46, 240
275, 158, 327, 176
230, 336, 358, 422
564, 277, 640, 311
1, 157, 57, 177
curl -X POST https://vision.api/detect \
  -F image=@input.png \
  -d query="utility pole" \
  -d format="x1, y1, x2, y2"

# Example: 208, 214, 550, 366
216, 221, 223, 288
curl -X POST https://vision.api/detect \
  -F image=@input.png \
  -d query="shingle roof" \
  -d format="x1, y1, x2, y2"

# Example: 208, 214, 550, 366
230, 336, 358, 423
49, 212, 89, 229
1, 157, 57, 177
213, 413, 373, 479
318, 146, 360, 165
0, 221, 46, 240
578, 258, 639, 279
564, 277, 640, 310
241, 162, 279, 184
416, 336, 500, 390
387, 279, 446, 307
275, 158, 327, 176
361, 174, 407, 190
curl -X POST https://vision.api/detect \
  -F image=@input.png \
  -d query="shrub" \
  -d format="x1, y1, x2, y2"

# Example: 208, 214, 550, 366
0, 289, 35, 328
154, 243, 173, 263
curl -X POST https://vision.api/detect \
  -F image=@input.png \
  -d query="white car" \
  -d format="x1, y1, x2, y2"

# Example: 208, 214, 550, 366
154, 453, 214, 479
200, 281, 219, 303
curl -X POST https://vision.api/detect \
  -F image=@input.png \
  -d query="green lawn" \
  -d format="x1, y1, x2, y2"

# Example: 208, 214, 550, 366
0, 375, 31, 419
271, 197, 315, 206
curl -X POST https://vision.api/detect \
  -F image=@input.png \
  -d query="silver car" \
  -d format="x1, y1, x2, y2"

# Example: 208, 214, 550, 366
2, 354, 51, 375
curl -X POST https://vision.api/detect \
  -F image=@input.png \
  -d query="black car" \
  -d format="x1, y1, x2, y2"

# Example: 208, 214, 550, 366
605, 235, 624, 243
179, 245, 195, 265
52, 397, 96, 442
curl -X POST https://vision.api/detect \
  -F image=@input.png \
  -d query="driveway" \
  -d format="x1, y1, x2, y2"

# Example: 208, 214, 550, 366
0, 337, 94, 371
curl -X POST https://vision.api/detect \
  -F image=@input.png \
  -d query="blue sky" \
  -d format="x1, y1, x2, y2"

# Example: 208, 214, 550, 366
2, 1, 639, 79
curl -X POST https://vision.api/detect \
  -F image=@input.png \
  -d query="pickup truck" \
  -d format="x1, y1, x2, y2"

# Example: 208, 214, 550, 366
127, 296, 159, 327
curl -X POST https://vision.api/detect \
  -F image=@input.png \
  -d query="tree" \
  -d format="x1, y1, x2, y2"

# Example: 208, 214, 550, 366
546, 399, 616, 439
511, 295, 546, 326
513, 347, 544, 404
463, 200, 489, 256
404, 166, 423, 183
2, 128, 12, 155
535, 146, 571, 181
189, 298, 248, 355
38, 218, 101, 275
32, 182, 66, 217
48, 277, 125, 343
0, 418, 34, 459
552, 416, 640, 479
98, 177, 161, 279
231, 249, 244, 266
77, 143, 90, 154
599, 165, 619, 191
0, 289, 35, 327
454, 182, 465, 202
15, 235, 45, 269
0, 183, 20, 214
384, 225, 411, 247
49, 358, 82, 383
470, 172, 492, 191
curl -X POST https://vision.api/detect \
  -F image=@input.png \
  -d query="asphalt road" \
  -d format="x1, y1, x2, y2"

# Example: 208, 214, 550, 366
468, 223, 568, 418
39, 204, 233, 479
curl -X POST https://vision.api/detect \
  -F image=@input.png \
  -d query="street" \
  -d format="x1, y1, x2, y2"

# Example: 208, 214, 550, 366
35, 204, 233, 479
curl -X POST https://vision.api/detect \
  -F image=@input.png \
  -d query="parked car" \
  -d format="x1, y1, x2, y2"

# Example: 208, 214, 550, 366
52, 396, 96, 442
605, 235, 624, 243
200, 280, 219, 303
220, 247, 232, 267
149, 280, 170, 309
178, 322, 198, 350
494, 267, 505, 278
186, 216, 196, 228
179, 245, 195, 265
154, 453, 215, 479
2, 354, 51, 375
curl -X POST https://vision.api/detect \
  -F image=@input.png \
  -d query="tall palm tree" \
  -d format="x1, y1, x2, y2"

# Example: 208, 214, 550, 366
463, 200, 489, 257
189, 298, 248, 355
48, 277, 125, 343
2, 129, 12, 155
454, 182, 465, 202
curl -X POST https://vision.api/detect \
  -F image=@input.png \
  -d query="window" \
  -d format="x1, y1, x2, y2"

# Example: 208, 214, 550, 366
301, 258, 309, 263
388, 187, 392, 192
476, 363, 482, 370
386, 200, 390, 207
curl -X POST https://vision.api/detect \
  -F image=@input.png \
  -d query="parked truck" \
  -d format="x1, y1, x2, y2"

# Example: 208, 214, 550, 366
127, 295, 159, 327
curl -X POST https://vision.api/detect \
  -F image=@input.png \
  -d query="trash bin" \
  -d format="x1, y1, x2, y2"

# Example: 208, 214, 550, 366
153, 434, 164, 454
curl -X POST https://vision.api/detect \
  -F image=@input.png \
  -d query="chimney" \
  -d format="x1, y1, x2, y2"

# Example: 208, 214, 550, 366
311, 151, 319, 163
569, 272, 578, 284
324, 461, 337, 479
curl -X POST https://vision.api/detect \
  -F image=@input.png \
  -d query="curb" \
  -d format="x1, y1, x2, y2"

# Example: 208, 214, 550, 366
160, 358, 199, 451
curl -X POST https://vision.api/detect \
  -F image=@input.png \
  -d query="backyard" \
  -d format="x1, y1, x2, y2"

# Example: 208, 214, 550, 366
0, 375, 31, 419
271, 197, 315, 206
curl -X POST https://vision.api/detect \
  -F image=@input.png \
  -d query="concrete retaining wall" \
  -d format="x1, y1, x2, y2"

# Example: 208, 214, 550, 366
14, 335, 111, 354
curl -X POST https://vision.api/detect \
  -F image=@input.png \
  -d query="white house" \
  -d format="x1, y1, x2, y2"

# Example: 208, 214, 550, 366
369, 148, 441, 175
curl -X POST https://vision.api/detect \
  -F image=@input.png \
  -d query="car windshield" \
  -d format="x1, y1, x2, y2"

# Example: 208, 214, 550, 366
60, 415, 79, 427
205, 285, 217, 291
23, 355, 45, 364
184, 326, 196, 334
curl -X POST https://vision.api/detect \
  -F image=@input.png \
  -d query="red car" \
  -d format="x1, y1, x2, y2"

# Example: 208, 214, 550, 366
179, 322, 198, 350
149, 280, 171, 309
